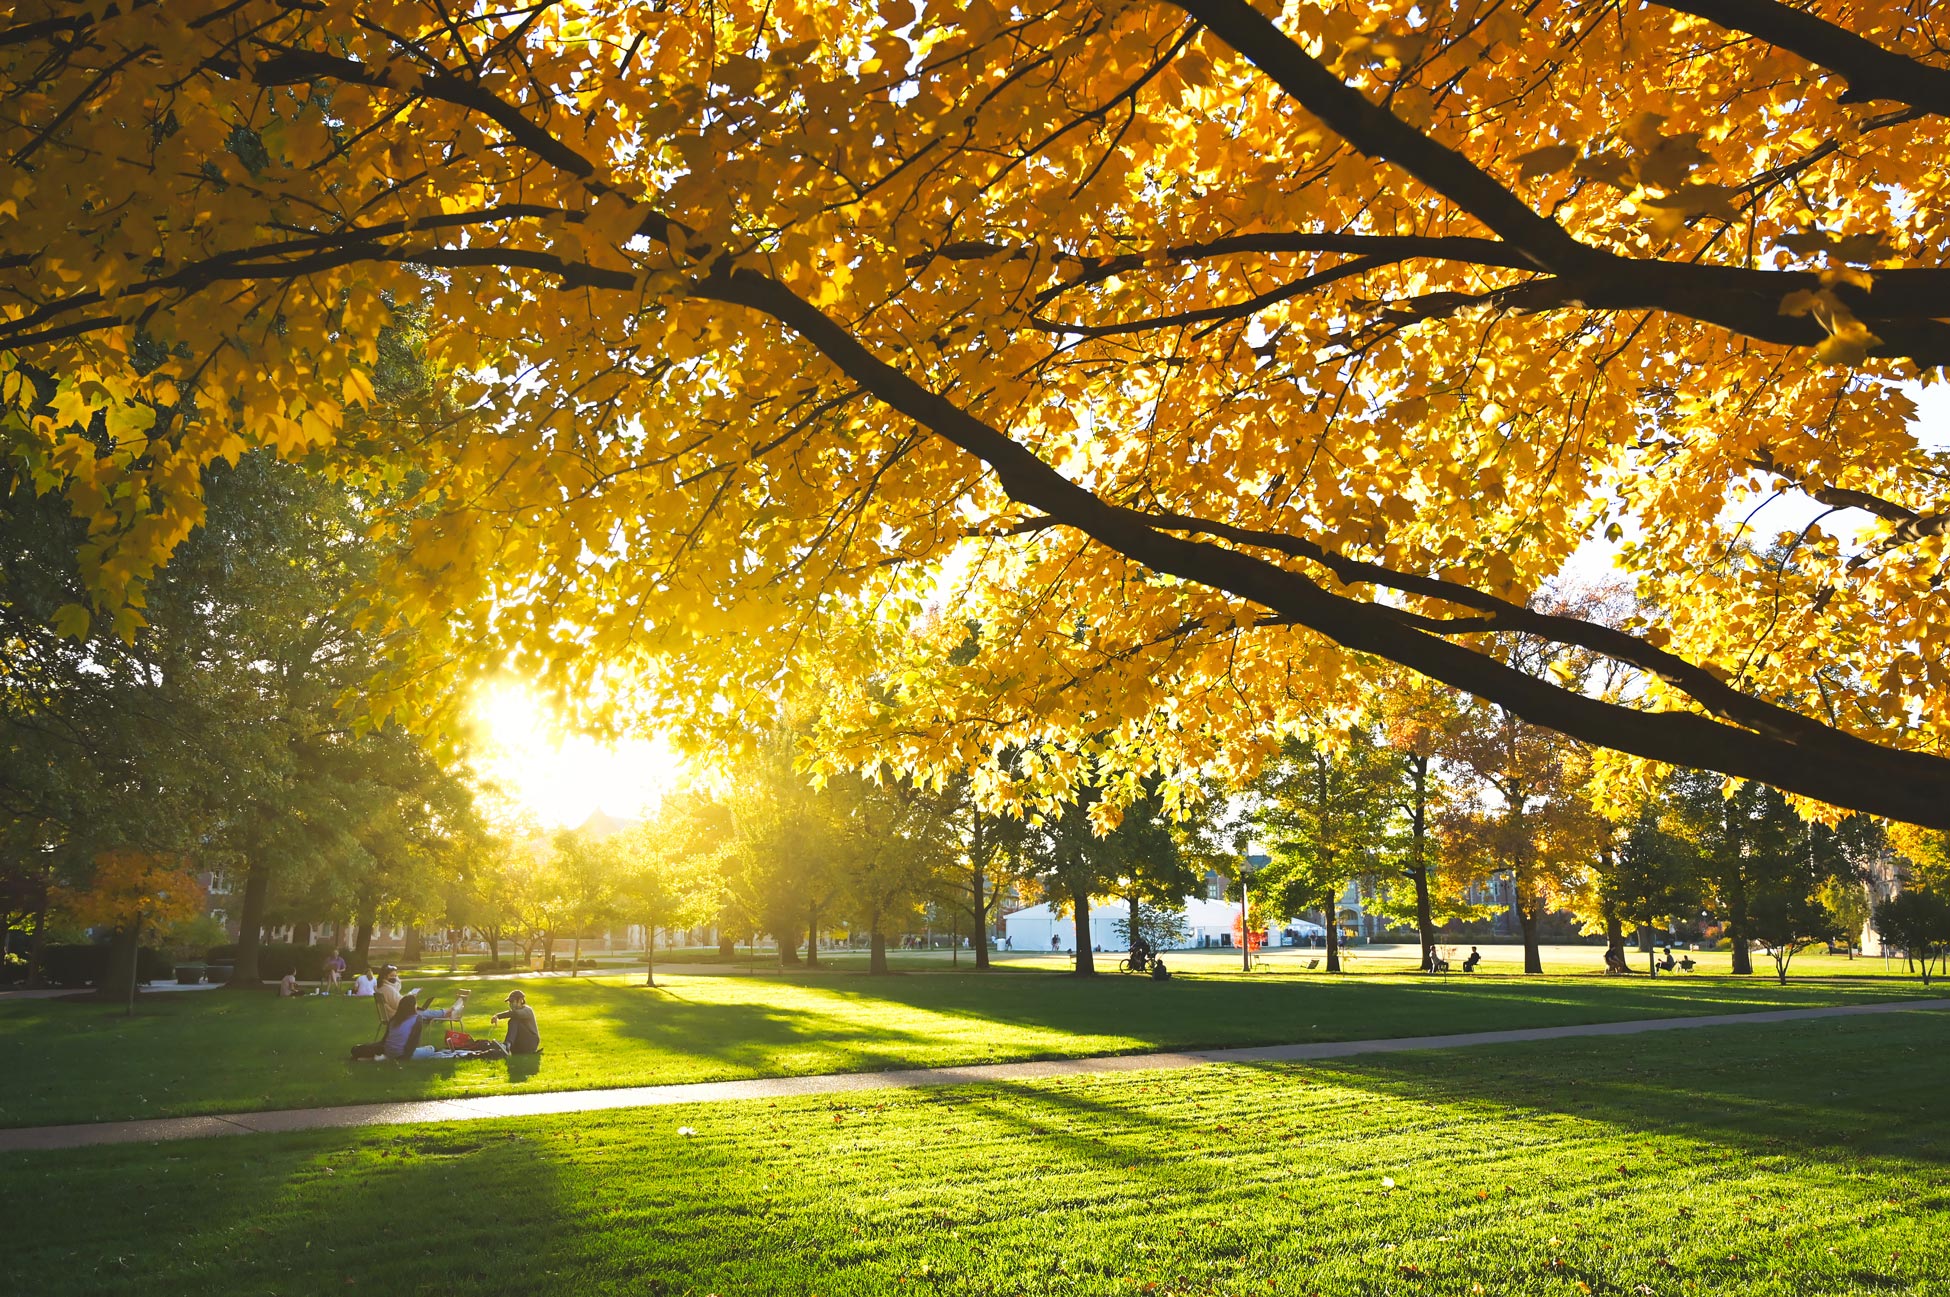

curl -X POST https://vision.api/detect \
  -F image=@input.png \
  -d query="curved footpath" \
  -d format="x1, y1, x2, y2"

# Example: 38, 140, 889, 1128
5, 997, 1945, 1154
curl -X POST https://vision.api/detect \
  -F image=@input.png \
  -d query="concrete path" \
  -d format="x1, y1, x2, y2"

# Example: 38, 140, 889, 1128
4, 997, 1944, 1154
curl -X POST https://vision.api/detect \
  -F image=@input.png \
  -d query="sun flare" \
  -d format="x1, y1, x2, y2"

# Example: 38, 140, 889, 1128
470, 683, 682, 830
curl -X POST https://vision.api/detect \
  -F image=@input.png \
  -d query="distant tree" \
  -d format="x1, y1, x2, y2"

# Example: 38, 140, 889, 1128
1372, 682, 1471, 971
1107, 780, 1202, 967
1442, 692, 1605, 975
1820, 876, 1874, 959
719, 729, 837, 967
1252, 730, 1395, 974
1601, 809, 1701, 977
933, 770, 1030, 972
1874, 890, 1950, 986
1666, 771, 1803, 976
52, 851, 205, 1014
1022, 772, 1183, 976
823, 774, 956, 975
618, 794, 730, 987
1749, 887, 1842, 986
549, 827, 622, 976
1113, 902, 1191, 954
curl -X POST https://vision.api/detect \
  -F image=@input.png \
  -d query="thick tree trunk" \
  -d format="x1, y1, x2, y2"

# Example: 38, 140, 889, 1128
1323, 896, 1342, 973
1604, 906, 1625, 969
403, 925, 423, 964
645, 912, 658, 986
1411, 866, 1435, 971
294, 920, 311, 948
227, 860, 271, 986
777, 928, 802, 966
1644, 928, 1658, 977
806, 903, 820, 968
486, 928, 500, 963
1517, 899, 1543, 974
971, 864, 991, 970
1072, 889, 1095, 974
1407, 754, 1436, 970
1727, 869, 1753, 975
102, 923, 140, 1012
572, 931, 582, 976
869, 925, 889, 975
718, 931, 736, 957
25, 874, 50, 988
354, 912, 375, 969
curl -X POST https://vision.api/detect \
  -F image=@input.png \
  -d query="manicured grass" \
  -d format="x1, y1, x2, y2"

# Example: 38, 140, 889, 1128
1, 968, 1934, 1127
6, 1011, 1946, 1296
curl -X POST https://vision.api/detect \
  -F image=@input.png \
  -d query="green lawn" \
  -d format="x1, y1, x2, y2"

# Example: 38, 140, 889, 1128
6, 1010, 1945, 1296
1, 968, 1935, 1127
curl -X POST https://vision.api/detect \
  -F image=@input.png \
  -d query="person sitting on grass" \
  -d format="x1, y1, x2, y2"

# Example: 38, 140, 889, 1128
380, 990, 469, 1061
351, 969, 376, 996
279, 969, 299, 997
374, 965, 402, 1029
491, 990, 542, 1056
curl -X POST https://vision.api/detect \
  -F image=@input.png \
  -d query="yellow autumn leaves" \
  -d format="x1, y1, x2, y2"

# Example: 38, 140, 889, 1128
0, 0, 1944, 810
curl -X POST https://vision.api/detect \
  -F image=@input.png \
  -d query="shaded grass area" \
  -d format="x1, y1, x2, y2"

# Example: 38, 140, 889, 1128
6, 1012, 1947, 1296
0, 970, 1932, 1127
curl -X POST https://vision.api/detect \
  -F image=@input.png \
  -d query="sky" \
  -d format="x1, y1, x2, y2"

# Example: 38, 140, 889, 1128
1561, 378, 1950, 586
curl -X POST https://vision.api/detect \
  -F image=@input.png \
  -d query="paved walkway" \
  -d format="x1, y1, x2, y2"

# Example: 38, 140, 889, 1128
4, 998, 1943, 1153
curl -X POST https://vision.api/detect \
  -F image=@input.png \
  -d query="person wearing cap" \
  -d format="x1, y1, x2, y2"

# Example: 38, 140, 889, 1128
491, 989, 541, 1055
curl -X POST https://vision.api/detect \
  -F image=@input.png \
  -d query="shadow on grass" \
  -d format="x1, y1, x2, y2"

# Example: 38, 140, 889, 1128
1, 966, 1935, 1128
5, 1123, 589, 1297
1240, 1008, 1950, 1168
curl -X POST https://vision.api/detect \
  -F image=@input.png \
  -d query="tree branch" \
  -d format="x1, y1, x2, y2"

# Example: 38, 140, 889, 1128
1170, 0, 1595, 273
1652, 0, 1950, 118
692, 264, 1950, 829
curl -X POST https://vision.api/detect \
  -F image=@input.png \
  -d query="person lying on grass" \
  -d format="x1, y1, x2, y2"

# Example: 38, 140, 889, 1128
364, 991, 469, 1061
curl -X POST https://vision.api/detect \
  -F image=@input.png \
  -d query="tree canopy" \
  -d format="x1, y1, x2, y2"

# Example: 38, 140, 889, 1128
4, 0, 1949, 823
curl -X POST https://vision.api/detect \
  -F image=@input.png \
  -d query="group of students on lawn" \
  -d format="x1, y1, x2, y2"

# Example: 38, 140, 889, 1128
341, 965, 543, 1062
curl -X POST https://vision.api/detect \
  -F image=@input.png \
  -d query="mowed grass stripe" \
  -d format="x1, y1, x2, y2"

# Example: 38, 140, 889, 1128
0, 969, 1933, 1127
6, 1012, 1946, 1296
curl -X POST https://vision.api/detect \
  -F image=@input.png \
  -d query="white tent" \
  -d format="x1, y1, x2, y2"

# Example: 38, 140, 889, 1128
995, 900, 1122, 953
998, 896, 1326, 953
